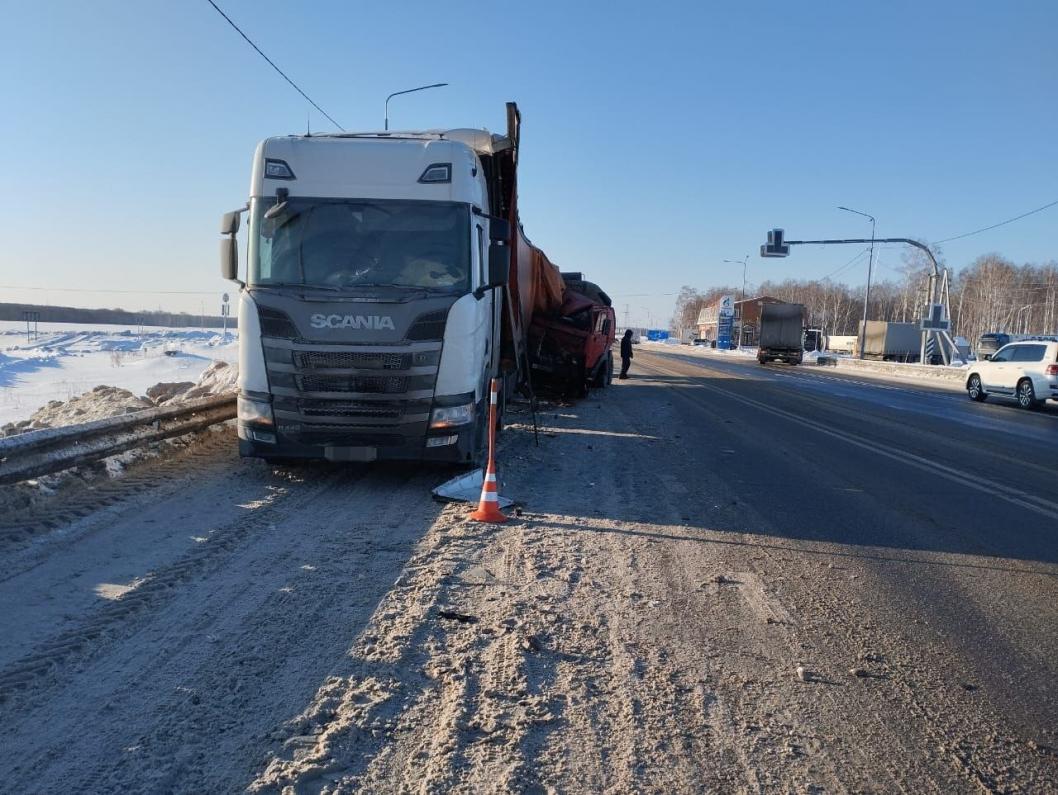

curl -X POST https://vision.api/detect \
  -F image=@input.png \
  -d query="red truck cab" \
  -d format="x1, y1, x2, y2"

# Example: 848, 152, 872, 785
528, 275, 616, 397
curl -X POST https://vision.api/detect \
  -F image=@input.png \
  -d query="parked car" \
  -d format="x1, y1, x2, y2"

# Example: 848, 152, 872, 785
692, 338, 709, 346
965, 339, 1058, 409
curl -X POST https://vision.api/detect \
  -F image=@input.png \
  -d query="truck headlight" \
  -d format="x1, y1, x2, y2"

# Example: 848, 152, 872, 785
429, 402, 474, 428
238, 395, 274, 426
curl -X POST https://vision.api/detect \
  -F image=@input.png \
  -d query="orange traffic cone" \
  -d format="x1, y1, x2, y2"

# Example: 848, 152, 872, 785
470, 378, 507, 523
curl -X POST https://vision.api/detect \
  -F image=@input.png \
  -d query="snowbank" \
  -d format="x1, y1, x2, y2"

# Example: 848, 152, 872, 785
1, 360, 238, 437
0, 323, 237, 427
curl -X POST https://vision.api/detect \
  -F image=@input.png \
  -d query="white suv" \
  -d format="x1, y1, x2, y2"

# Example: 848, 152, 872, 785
965, 339, 1058, 409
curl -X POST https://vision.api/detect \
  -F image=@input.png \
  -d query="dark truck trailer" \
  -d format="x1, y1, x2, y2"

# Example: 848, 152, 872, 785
758, 303, 805, 365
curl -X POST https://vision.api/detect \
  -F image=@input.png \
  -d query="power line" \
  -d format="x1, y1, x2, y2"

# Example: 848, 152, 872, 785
2, 285, 218, 296
935, 198, 1058, 244
204, 0, 344, 131
820, 247, 870, 281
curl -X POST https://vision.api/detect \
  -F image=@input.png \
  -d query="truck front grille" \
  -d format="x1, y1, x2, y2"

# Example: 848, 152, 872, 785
294, 351, 407, 370
268, 339, 441, 429
298, 374, 408, 394
299, 399, 403, 420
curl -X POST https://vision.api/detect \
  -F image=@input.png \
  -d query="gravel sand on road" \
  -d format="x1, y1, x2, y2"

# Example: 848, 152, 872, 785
1, 359, 1055, 793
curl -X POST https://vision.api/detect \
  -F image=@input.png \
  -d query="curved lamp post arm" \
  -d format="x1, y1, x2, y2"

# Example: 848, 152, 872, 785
384, 83, 448, 130
785, 237, 939, 277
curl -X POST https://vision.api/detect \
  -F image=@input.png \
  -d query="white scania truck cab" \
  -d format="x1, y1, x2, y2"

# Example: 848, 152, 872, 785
220, 125, 517, 464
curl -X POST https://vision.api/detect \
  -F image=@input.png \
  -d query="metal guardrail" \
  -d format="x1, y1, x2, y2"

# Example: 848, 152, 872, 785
0, 394, 237, 486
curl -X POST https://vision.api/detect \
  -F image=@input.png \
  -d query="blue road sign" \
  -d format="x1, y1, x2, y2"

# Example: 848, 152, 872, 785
717, 314, 734, 349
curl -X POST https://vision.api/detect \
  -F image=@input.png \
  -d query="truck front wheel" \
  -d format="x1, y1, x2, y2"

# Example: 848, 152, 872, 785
593, 351, 613, 388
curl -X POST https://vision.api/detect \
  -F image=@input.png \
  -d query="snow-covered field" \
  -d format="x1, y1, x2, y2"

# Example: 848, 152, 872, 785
0, 321, 237, 427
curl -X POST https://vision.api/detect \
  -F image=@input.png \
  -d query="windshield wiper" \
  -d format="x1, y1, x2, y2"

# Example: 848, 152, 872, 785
363, 283, 450, 293
253, 282, 344, 292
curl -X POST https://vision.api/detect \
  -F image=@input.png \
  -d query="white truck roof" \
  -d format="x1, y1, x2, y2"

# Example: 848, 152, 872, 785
310, 128, 511, 156
252, 133, 494, 204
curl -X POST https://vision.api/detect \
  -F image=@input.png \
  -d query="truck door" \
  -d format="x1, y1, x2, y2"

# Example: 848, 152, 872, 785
476, 221, 501, 380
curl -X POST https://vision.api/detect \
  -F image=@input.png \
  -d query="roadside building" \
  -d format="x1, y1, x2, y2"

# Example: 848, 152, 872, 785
696, 295, 787, 346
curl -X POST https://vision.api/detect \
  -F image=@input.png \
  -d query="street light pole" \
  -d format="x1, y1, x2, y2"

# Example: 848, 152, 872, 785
838, 206, 875, 359
384, 83, 448, 131
1015, 302, 1044, 333
723, 257, 749, 303
724, 256, 749, 345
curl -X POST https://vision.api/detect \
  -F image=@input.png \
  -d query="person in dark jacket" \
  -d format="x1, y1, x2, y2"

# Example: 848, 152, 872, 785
619, 329, 634, 379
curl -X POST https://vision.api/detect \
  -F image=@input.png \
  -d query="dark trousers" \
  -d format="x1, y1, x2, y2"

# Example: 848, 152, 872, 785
620, 356, 631, 378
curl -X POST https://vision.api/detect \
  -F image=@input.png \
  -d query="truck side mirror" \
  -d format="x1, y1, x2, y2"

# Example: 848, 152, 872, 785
488, 243, 510, 286
220, 237, 239, 281
474, 243, 510, 300
220, 210, 241, 235
488, 218, 511, 242
220, 209, 245, 284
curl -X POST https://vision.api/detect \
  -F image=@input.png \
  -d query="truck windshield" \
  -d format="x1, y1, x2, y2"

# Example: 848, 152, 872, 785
248, 198, 470, 293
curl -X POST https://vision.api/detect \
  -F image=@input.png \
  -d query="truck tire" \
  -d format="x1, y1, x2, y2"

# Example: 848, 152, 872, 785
593, 351, 613, 388
571, 362, 590, 399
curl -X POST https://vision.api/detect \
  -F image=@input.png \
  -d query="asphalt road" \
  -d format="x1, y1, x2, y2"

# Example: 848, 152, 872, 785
633, 347, 1058, 751
1, 349, 1056, 792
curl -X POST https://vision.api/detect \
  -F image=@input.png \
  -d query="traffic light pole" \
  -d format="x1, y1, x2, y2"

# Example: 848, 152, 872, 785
765, 234, 950, 364
781, 237, 939, 280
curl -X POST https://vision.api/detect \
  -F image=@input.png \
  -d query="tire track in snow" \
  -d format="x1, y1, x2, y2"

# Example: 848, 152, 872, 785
0, 463, 353, 706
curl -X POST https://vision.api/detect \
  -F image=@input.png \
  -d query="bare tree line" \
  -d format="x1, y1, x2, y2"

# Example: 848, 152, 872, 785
0, 302, 228, 328
672, 253, 1058, 344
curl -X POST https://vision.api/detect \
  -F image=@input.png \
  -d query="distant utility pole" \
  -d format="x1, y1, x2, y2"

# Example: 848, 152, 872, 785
22, 310, 40, 342
221, 293, 231, 340
838, 206, 876, 359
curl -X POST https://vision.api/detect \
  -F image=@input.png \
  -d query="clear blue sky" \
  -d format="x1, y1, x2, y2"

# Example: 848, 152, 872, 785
2, 0, 1056, 326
